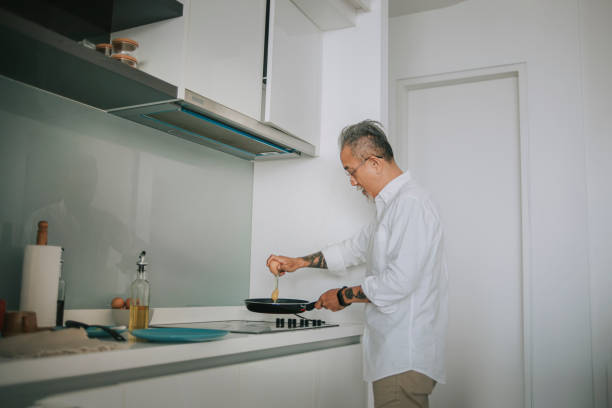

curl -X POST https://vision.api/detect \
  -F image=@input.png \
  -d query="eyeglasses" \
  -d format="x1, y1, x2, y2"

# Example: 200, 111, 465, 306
345, 155, 382, 178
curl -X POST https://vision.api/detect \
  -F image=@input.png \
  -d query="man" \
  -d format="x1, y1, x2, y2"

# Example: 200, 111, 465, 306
267, 120, 448, 408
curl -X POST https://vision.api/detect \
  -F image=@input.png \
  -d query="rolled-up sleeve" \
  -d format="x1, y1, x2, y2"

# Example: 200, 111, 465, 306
322, 222, 374, 274
362, 199, 442, 309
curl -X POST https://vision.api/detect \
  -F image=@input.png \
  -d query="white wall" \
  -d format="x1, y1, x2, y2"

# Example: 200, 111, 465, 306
390, 1, 598, 407
581, 1, 612, 407
250, 1, 387, 324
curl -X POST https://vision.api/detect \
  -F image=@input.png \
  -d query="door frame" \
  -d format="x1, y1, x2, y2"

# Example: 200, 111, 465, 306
394, 63, 532, 408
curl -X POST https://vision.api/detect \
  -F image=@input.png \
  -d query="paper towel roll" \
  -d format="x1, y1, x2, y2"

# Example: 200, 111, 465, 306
20, 245, 62, 327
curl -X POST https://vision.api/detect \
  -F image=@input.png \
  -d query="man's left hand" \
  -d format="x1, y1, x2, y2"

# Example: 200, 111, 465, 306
314, 288, 344, 312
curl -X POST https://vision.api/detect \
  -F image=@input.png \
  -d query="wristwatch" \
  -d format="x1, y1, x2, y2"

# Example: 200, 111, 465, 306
337, 286, 350, 307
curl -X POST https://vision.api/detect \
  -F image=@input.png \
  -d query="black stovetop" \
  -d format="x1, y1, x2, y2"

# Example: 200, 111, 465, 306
153, 319, 338, 334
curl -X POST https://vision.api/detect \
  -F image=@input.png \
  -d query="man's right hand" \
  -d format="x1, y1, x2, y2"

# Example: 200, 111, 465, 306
266, 255, 307, 276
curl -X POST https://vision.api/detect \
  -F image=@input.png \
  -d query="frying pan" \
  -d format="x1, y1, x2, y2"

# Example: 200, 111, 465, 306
245, 298, 316, 314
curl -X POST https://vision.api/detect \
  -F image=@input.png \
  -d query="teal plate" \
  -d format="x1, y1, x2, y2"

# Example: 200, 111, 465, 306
130, 328, 229, 343
86, 326, 127, 338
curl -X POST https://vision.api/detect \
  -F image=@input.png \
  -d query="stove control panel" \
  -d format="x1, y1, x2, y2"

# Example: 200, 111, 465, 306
276, 318, 325, 328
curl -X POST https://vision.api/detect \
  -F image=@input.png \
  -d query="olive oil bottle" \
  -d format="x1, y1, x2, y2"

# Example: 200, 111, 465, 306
129, 251, 150, 331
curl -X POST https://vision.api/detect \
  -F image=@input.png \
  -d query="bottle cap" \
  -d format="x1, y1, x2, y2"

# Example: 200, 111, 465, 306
137, 251, 147, 272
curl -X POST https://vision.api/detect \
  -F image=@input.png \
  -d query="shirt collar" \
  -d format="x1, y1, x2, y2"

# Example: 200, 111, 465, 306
375, 171, 412, 208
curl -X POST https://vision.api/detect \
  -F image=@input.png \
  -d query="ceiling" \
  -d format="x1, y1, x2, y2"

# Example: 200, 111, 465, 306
389, 0, 466, 17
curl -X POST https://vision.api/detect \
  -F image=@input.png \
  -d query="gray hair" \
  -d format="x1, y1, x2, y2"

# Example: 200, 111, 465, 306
338, 120, 394, 161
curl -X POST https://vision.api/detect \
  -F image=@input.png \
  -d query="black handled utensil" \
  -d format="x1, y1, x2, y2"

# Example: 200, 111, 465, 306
65, 320, 126, 342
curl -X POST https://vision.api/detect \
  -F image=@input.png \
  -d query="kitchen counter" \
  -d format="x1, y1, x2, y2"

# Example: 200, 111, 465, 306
0, 307, 364, 407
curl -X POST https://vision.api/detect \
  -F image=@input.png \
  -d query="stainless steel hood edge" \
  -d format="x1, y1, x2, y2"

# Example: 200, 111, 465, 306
109, 90, 316, 161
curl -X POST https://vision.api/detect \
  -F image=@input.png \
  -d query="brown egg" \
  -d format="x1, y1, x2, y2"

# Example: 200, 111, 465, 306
111, 297, 125, 309
124, 297, 132, 309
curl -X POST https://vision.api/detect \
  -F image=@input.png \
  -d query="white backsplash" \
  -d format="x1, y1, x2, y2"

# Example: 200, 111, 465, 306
0, 76, 253, 309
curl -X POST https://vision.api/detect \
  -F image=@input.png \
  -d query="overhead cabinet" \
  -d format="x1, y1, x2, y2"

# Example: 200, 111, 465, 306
264, 0, 323, 149
0, 1, 316, 160
114, 0, 266, 122
184, 0, 268, 122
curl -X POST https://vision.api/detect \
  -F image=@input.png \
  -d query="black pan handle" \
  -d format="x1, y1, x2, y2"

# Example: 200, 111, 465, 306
304, 302, 316, 311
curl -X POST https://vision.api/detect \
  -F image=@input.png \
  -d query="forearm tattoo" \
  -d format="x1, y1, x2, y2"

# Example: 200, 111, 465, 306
343, 287, 369, 301
301, 251, 327, 269
355, 288, 368, 299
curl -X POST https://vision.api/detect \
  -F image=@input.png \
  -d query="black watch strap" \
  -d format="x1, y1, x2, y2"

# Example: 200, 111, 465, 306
337, 286, 350, 307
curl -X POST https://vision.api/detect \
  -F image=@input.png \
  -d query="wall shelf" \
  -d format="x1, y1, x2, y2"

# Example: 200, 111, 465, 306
0, 8, 178, 111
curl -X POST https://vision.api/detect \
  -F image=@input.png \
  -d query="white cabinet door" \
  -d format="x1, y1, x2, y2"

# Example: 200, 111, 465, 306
32, 345, 364, 408
35, 384, 123, 408
316, 344, 366, 408
183, 0, 267, 121
239, 345, 366, 408
123, 364, 240, 408
239, 352, 316, 408
264, 0, 322, 147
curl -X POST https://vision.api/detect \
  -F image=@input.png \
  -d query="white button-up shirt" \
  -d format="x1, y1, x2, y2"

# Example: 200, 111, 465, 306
322, 171, 448, 383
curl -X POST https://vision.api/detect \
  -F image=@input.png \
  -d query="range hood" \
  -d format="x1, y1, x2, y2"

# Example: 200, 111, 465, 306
109, 89, 315, 161
0, 7, 315, 161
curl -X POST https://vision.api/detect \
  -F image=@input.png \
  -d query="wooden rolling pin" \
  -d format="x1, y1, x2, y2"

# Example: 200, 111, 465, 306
36, 220, 48, 245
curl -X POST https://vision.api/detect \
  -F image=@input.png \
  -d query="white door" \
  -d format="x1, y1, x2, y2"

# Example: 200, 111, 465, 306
396, 71, 525, 408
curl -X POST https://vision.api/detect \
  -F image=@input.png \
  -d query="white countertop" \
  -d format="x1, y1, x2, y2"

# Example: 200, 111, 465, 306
0, 307, 363, 388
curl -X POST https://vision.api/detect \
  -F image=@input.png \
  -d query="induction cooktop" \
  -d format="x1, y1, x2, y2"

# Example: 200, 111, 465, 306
153, 319, 338, 334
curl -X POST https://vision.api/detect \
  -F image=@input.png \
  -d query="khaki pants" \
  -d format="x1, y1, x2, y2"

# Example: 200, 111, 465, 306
373, 370, 436, 408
